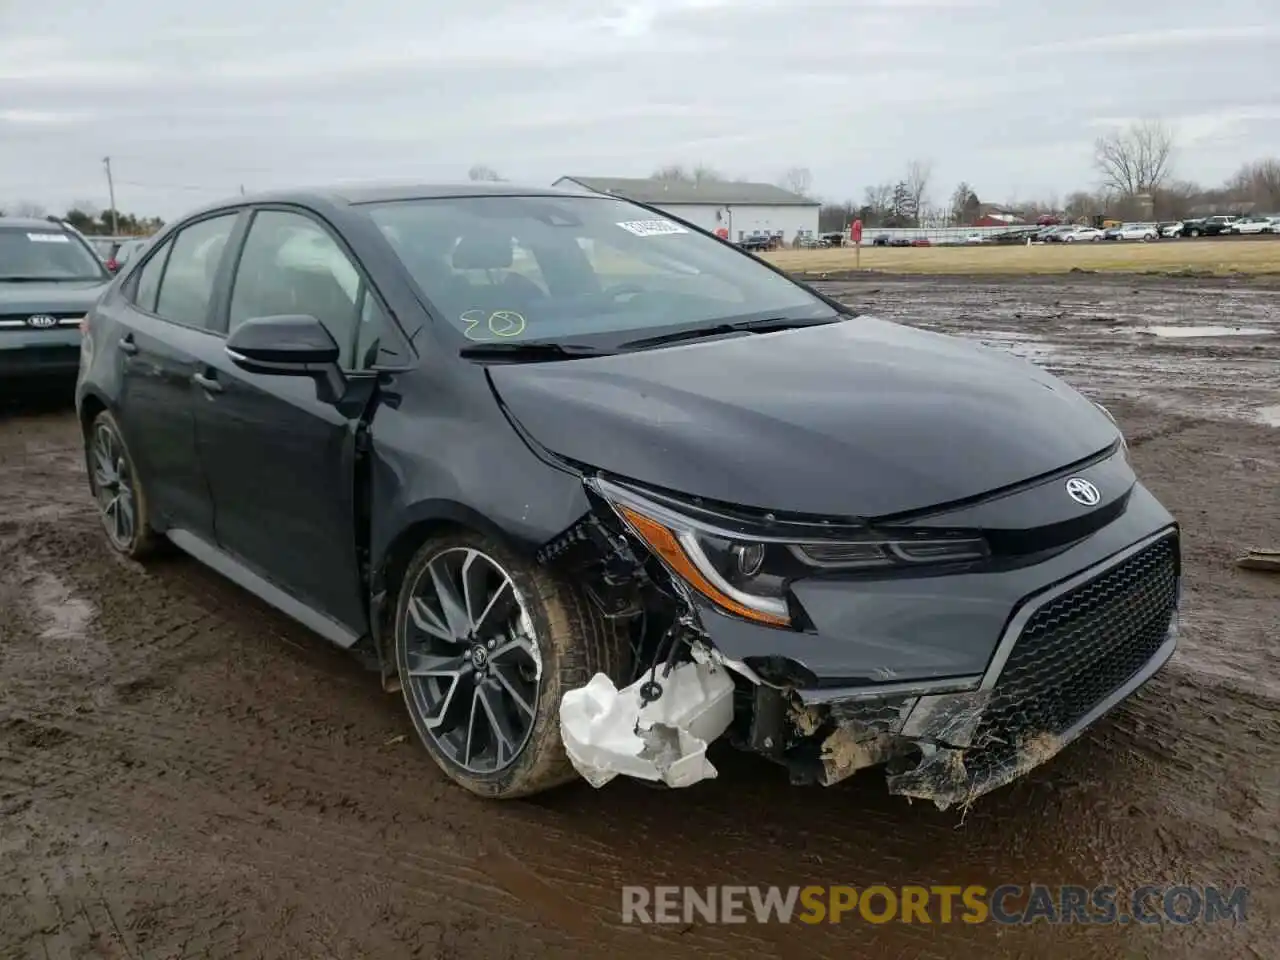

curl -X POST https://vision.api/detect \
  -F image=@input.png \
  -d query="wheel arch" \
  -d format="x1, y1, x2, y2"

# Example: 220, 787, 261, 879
76, 388, 111, 438
369, 499, 540, 671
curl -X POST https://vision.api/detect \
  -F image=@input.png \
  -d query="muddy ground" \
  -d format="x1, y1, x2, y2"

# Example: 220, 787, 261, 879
2, 274, 1277, 959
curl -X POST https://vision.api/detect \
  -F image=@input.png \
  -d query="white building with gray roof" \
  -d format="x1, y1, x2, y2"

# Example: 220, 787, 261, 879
553, 176, 820, 244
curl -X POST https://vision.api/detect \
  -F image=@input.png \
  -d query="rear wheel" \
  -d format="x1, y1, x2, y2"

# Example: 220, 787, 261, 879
85, 410, 160, 560
393, 529, 630, 798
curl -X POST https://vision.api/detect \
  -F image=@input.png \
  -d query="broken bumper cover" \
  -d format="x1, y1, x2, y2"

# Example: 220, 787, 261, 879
784, 528, 1182, 808
559, 661, 736, 788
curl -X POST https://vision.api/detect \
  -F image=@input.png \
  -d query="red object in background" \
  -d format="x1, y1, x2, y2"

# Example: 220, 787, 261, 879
105, 259, 119, 272
851, 219, 863, 244
715, 227, 729, 239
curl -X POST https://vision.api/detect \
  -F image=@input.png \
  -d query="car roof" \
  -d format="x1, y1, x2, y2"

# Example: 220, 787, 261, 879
173, 181, 605, 223
0, 216, 75, 231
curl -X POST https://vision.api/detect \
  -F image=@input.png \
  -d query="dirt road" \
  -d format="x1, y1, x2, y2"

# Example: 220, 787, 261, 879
2, 274, 1277, 959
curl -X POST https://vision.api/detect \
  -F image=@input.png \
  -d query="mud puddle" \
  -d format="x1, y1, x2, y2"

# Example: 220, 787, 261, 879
1136, 324, 1271, 338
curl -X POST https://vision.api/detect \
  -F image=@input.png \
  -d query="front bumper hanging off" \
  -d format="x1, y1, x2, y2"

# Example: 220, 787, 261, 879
558, 524, 1180, 809
752, 530, 1180, 808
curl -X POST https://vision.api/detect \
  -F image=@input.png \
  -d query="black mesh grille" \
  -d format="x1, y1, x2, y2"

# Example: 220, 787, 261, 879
966, 535, 1179, 782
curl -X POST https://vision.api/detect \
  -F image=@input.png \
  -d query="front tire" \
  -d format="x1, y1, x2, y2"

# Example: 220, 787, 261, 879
393, 529, 631, 798
85, 409, 160, 560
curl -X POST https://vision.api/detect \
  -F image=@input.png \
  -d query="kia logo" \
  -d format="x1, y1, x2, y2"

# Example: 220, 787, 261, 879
1065, 477, 1101, 506
26, 314, 58, 329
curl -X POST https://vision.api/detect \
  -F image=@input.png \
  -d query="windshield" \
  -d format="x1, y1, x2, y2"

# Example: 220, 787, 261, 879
364, 195, 832, 345
0, 227, 108, 281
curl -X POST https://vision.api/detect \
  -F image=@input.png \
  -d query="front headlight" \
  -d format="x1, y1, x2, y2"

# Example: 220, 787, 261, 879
1093, 400, 1128, 453
589, 478, 988, 628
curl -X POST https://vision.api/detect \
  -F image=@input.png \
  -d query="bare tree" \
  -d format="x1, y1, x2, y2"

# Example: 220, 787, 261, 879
467, 164, 504, 182
1064, 190, 1100, 223
777, 166, 813, 198
651, 163, 725, 184
905, 159, 933, 222
1227, 158, 1280, 209
652, 164, 692, 182
1094, 120, 1175, 197
949, 181, 980, 225
863, 183, 893, 221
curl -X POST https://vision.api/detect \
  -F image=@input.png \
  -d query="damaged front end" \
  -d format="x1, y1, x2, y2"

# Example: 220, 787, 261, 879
538, 474, 1181, 810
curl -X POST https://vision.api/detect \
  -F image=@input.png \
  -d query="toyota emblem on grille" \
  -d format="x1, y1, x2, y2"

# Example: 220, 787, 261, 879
26, 314, 58, 328
1065, 477, 1101, 506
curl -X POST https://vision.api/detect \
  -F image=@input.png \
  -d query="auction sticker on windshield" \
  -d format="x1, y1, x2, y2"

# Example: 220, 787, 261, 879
27, 233, 70, 243
617, 219, 688, 237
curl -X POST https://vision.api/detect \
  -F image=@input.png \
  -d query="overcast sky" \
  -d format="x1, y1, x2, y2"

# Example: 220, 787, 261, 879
2, 0, 1277, 219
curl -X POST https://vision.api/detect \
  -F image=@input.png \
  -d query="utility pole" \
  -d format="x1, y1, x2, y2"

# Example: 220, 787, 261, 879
102, 156, 118, 234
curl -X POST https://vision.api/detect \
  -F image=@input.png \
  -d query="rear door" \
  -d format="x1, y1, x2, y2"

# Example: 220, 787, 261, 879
111, 212, 243, 538
187, 206, 411, 633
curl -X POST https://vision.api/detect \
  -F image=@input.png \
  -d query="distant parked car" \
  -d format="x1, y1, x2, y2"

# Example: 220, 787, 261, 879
965, 233, 990, 244
909, 237, 931, 247
1181, 215, 1237, 238
872, 233, 890, 247
737, 235, 776, 252
1159, 221, 1183, 238
1110, 223, 1160, 242
1226, 216, 1274, 235
1061, 226, 1104, 243
1038, 225, 1076, 243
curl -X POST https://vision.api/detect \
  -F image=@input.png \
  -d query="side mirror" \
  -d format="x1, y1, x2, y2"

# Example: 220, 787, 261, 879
226, 314, 346, 403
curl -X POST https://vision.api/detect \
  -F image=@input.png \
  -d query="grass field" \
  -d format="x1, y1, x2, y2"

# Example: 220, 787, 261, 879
764, 238, 1280, 276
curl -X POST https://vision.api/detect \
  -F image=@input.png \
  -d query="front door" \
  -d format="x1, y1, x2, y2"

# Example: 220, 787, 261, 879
190, 207, 388, 634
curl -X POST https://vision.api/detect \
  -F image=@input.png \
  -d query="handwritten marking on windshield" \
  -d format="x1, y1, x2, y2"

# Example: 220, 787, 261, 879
462, 309, 527, 341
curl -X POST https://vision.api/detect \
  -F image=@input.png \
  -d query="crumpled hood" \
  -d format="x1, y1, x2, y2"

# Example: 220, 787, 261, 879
0, 280, 109, 315
489, 316, 1118, 518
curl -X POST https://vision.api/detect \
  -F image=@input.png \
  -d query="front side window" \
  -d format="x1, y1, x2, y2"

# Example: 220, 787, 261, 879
229, 211, 365, 366
154, 214, 238, 328
364, 195, 832, 346
0, 227, 108, 282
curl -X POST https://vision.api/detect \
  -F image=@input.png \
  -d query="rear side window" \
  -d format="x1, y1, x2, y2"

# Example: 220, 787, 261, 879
154, 214, 238, 329
133, 238, 173, 313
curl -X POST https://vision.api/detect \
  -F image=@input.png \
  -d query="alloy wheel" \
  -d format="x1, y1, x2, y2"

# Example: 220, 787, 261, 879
401, 547, 541, 774
91, 422, 136, 550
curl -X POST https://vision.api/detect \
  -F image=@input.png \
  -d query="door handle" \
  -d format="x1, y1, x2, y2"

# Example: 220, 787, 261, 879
192, 371, 224, 394
118, 335, 138, 355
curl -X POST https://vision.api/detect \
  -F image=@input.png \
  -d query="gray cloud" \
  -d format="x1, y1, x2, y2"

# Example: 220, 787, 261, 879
2, 0, 1276, 218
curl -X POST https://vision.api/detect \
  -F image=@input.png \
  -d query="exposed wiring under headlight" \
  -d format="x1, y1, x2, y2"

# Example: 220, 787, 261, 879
589, 477, 989, 628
